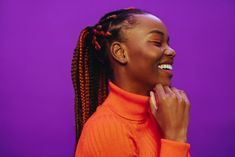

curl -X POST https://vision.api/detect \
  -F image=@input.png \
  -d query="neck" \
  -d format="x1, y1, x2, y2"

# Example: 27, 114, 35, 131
112, 78, 151, 96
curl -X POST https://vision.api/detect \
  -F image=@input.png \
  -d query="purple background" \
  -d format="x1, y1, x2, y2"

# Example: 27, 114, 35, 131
1, 0, 235, 157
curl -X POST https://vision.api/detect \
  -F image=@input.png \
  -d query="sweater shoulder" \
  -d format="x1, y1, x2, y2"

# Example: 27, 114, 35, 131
76, 105, 138, 157
83, 104, 127, 132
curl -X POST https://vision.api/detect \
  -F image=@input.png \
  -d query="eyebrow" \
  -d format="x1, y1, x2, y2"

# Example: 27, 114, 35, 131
148, 30, 164, 37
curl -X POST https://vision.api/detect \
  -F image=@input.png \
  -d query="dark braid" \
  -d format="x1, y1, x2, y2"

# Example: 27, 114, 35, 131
71, 8, 149, 144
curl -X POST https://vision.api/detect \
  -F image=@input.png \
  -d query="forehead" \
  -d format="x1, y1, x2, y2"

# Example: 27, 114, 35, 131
125, 14, 168, 38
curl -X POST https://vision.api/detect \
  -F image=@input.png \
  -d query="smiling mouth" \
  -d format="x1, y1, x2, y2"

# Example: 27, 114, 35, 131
157, 63, 173, 77
158, 64, 173, 70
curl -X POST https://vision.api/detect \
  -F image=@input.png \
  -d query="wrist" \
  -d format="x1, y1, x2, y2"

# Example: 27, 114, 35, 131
163, 135, 187, 142
163, 129, 188, 142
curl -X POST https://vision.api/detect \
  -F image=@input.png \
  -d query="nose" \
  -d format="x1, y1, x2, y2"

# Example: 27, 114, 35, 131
163, 47, 176, 58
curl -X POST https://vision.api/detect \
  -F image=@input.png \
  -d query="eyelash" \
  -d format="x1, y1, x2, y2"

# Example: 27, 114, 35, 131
154, 42, 162, 47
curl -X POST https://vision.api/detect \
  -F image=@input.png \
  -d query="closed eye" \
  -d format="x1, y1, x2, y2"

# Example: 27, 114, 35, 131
153, 41, 162, 47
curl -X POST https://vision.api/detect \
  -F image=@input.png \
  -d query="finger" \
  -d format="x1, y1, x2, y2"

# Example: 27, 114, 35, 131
149, 91, 158, 120
150, 91, 158, 111
179, 90, 190, 105
164, 86, 174, 96
179, 90, 190, 124
171, 87, 183, 101
179, 90, 191, 115
154, 84, 165, 98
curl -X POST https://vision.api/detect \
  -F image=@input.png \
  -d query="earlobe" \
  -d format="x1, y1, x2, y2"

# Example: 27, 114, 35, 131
110, 42, 128, 64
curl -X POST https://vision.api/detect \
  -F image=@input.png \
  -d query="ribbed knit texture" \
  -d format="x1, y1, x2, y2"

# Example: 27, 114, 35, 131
75, 81, 191, 157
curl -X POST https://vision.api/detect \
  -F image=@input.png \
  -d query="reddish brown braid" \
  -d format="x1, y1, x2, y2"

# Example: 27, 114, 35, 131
71, 8, 148, 145
92, 28, 112, 50
71, 26, 111, 143
71, 29, 88, 138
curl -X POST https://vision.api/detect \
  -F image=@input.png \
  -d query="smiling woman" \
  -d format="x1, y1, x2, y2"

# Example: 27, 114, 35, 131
71, 8, 191, 157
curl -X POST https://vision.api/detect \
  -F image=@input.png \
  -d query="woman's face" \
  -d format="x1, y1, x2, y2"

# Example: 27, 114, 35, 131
123, 14, 176, 90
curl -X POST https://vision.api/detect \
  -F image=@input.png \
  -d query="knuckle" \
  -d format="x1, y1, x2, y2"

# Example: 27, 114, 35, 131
170, 94, 177, 99
187, 102, 191, 107
171, 87, 177, 91
178, 97, 183, 104
160, 95, 167, 101
179, 90, 184, 93
184, 101, 190, 109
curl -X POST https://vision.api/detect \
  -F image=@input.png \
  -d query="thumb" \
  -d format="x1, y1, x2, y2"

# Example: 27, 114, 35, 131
150, 91, 158, 114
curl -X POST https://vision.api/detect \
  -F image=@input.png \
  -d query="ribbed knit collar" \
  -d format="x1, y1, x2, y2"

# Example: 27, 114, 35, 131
104, 80, 150, 121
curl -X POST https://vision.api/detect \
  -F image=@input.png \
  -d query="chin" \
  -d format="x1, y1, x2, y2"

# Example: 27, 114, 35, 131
154, 79, 172, 87
162, 81, 172, 87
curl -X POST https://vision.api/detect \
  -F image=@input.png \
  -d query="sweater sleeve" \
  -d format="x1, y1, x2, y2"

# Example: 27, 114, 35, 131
74, 115, 138, 157
160, 139, 191, 157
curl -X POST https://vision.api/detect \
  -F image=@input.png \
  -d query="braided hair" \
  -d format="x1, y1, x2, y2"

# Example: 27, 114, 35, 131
71, 8, 149, 143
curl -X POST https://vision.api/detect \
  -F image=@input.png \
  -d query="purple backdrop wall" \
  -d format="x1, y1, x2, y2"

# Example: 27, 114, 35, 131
1, 0, 235, 157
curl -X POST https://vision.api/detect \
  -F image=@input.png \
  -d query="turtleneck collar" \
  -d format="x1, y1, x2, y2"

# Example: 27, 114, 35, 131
104, 80, 150, 121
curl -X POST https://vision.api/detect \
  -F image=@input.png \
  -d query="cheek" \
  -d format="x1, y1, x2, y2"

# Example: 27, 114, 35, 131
139, 47, 163, 69
131, 44, 163, 62
129, 46, 163, 76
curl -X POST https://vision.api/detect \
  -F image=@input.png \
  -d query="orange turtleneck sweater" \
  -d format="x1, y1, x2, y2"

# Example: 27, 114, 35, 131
75, 81, 191, 157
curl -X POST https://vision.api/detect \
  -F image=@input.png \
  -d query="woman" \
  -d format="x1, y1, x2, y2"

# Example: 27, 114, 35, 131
71, 8, 191, 157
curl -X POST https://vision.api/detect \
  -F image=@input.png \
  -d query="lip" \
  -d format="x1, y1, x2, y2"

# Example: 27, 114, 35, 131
158, 68, 173, 76
159, 60, 174, 65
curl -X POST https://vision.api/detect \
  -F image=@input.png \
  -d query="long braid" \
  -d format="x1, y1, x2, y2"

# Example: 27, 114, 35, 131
72, 8, 148, 144
71, 29, 89, 141
71, 26, 110, 143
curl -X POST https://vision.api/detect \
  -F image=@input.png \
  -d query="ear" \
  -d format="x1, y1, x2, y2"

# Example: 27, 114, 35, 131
110, 42, 128, 64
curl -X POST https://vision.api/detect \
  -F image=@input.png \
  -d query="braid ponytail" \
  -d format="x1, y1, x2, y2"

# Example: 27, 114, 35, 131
71, 27, 109, 143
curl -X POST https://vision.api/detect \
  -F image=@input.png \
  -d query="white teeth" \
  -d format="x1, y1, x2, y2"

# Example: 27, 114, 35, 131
158, 64, 173, 70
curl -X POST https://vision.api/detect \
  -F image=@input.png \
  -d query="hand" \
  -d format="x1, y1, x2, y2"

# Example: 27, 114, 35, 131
149, 84, 190, 142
